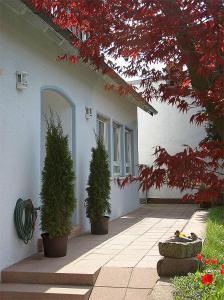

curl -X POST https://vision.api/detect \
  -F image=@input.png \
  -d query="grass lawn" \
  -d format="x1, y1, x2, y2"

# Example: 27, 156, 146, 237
202, 207, 224, 264
172, 206, 224, 300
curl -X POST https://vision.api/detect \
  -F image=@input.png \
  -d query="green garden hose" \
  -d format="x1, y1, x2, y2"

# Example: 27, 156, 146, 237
14, 198, 39, 244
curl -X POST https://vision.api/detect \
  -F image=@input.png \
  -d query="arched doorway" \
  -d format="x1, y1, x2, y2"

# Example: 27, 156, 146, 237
41, 88, 77, 224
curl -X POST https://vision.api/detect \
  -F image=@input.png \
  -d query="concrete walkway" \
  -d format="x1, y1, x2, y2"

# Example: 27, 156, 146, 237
89, 204, 198, 269
88, 204, 201, 300
2, 204, 207, 300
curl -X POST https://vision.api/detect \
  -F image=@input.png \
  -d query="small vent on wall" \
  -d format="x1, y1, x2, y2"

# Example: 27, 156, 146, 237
16, 71, 28, 90
85, 107, 93, 120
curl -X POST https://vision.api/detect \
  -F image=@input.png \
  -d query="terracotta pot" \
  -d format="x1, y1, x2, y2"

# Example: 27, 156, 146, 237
91, 216, 109, 235
41, 233, 68, 257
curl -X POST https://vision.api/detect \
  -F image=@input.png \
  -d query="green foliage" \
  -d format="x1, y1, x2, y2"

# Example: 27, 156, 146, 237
203, 207, 224, 263
172, 271, 224, 300
172, 207, 224, 300
85, 137, 111, 223
41, 114, 75, 237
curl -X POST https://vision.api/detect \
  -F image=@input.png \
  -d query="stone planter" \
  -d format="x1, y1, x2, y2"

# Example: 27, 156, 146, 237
157, 236, 202, 276
158, 237, 202, 259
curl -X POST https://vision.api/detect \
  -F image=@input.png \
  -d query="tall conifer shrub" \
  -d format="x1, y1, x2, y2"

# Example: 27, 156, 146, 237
41, 114, 75, 237
85, 137, 111, 223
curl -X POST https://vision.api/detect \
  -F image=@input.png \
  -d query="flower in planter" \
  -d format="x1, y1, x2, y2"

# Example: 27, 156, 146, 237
201, 273, 213, 285
173, 254, 224, 299
197, 253, 203, 261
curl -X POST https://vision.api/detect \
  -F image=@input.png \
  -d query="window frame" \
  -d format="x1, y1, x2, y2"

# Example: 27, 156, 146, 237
124, 128, 133, 175
112, 122, 122, 177
96, 115, 109, 150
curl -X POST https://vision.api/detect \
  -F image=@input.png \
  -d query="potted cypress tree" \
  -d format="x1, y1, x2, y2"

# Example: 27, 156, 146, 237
41, 114, 75, 257
85, 136, 111, 234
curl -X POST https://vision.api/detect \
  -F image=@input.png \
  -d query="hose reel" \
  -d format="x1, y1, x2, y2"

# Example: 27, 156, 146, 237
14, 198, 40, 244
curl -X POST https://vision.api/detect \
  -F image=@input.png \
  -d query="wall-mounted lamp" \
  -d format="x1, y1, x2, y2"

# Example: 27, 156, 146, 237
85, 107, 93, 120
16, 71, 28, 90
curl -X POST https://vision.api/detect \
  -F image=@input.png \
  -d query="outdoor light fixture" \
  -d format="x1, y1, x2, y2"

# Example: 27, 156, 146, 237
16, 71, 28, 90
85, 107, 93, 120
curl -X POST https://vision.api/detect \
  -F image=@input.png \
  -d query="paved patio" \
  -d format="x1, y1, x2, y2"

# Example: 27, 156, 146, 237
87, 204, 198, 269
88, 203, 202, 300
2, 203, 207, 299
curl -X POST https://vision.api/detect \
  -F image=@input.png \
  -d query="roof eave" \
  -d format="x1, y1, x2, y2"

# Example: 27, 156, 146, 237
20, 0, 157, 115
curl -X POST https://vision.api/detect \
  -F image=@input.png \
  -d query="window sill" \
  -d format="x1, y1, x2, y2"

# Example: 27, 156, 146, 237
110, 176, 125, 181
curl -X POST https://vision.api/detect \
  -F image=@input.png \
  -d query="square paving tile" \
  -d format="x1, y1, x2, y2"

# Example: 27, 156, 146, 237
125, 288, 152, 300
119, 249, 149, 256
128, 268, 159, 289
83, 254, 114, 262
91, 249, 121, 255
113, 254, 146, 261
61, 260, 102, 273
90, 287, 126, 300
146, 285, 174, 300
146, 249, 160, 256
95, 267, 132, 287
126, 244, 154, 250
99, 244, 126, 250
135, 256, 162, 268
105, 260, 138, 268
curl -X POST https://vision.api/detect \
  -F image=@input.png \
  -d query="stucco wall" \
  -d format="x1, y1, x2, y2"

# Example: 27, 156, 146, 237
0, 3, 139, 272
138, 99, 206, 199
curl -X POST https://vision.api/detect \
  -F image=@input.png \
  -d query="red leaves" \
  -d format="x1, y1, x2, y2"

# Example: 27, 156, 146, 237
105, 84, 133, 97
120, 140, 224, 204
56, 54, 78, 64
190, 112, 208, 125
69, 55, 78, 64
27, 0, 224, 204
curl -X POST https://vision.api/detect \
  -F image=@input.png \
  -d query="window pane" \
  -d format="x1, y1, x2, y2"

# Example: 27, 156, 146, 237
97, 116, 108, 150
114, 165, 120, 174
98, 120, 104, 142
125, 129, 132, 175
125, 131, 131, 163
126, 166, 131, 174
113, 125, 120, 162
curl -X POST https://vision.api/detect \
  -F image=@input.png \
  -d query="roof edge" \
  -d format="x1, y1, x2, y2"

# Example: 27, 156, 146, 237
19, 0, 157, 115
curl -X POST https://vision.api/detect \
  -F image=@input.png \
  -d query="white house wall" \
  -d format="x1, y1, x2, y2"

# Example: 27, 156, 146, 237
138, 100, 206, 199
0, 3, 139, 272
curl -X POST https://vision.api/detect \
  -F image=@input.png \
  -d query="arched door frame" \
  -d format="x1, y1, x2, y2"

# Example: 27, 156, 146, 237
40, 86, 78, 224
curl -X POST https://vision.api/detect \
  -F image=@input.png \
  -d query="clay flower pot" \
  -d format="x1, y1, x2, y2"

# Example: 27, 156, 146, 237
91, 216, 109, 235
41, 233, 68, 257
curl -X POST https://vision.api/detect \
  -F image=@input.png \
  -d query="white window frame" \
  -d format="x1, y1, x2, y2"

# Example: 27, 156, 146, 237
125, 128, 133, 175
96, 115, 109, 151
112, 122, 121, 176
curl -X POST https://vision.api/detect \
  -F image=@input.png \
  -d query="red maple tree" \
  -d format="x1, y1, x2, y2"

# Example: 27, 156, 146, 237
27, 0, 224, 203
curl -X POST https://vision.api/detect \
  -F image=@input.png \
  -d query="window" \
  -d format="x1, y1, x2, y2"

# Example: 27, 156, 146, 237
125, 129, 133, 175
96, 115, 108, 150
113, 123, 121, 176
